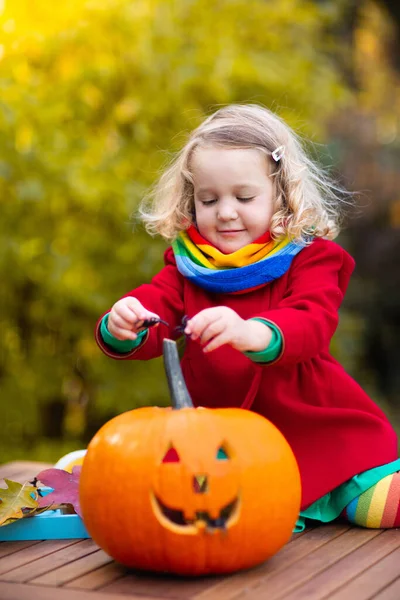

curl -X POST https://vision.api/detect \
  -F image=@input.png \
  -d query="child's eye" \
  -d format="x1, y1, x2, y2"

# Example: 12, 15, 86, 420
237, 196, 255, 202
201, 199, 217, 206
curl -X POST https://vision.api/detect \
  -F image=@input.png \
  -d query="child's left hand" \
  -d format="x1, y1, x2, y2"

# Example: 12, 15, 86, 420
185, 307, 272, 354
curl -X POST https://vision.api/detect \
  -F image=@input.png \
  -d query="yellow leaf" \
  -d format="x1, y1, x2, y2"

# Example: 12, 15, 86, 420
114, 98, 140, 124
0, 480, 38, 527
15, 124, 34, 153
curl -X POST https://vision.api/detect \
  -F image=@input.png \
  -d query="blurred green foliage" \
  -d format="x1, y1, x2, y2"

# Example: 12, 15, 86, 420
0, 0, 353, 462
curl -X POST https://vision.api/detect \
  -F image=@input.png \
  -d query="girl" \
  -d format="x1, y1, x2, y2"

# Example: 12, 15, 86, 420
96, 104, 400, 531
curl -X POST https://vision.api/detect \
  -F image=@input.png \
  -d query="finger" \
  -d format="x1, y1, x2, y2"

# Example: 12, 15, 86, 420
107, 324, 138, 341
137, 311, 163, 328
116, 303, 143, 324
203, 331, 230, 353
198, 318, 225, 345
187, 312, 222, 340
123, 297, 149, 320
111, 313, 136, 331
184, 308, 217, 334
137, 319, 159, 331
119, 300, 161, 326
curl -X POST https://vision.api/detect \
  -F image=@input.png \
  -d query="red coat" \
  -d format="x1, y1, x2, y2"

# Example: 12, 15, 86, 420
96, 238, 398, 509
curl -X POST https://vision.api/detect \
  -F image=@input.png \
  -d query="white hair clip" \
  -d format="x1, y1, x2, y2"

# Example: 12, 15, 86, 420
271, 145, 285, 162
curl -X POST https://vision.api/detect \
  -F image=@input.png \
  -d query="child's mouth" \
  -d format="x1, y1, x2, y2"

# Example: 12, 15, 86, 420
218, 230, 245, 236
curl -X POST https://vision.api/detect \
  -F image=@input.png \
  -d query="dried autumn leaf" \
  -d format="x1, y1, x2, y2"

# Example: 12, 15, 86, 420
36, 466, 82, 517
0, 480, 38, 526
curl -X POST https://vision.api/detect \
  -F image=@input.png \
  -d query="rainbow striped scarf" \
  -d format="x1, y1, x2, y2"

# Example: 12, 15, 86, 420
171, 226, 307, 294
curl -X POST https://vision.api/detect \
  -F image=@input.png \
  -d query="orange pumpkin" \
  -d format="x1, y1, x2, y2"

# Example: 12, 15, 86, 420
79, 340, 301, 575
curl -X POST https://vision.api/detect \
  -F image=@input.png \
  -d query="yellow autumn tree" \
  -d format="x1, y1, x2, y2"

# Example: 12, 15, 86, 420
0, 0, 351, 459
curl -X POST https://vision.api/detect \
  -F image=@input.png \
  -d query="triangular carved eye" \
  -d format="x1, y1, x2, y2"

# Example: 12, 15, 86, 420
162, 447, 180, 463
216, 446, 229, 460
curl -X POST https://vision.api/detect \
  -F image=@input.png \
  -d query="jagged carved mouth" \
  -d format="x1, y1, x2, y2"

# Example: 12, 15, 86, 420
152, 495, 239, 532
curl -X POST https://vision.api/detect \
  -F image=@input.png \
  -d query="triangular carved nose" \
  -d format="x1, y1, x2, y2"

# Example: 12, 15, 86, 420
193, 475, 208, 494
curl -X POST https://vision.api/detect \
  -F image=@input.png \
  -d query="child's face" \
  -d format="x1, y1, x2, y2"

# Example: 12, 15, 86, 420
191, 146, 274, 253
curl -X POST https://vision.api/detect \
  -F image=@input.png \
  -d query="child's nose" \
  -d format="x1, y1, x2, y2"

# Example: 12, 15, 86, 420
217, 200, 238, 221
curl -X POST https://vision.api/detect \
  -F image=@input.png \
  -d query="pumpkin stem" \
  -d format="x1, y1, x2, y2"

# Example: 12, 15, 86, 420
163, 339, 194, 409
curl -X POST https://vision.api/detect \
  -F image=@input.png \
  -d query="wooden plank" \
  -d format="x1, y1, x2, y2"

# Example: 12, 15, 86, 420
0, 466, 22, 481
14, 465, 53, 484
0, 462, 51, 482
274, 529, 400, 600
0, 465, 34, 482
65, 530, 312, 592
64, 560, 126, 590
0, 461, 51, 472
0, 541, 41, 559
29, 549, 113, 586
6, 462, 396, 600
101, 527, 344, 599
193, 524, 350, 600
229, 527, 381, 600
0, 539, 98, 581
375, 578, 400, 600
0, 581, 165, 600
288, 528, 311, 542
327, 545, 400, 600
100, 571, 223, 599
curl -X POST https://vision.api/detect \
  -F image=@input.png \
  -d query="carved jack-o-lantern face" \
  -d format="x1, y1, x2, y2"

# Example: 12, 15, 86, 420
151, 434, 240, 534
80, 340, 301, 576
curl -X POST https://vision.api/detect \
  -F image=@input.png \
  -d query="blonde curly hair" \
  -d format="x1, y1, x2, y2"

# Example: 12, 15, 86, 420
139, 104, 348, 243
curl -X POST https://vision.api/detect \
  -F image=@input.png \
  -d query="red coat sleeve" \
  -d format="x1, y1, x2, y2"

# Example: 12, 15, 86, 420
252, 238, 355, 365
95, 247, 185, 360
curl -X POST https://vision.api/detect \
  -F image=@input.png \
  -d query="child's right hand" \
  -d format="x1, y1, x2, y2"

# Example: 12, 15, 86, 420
107, 297, 161, 341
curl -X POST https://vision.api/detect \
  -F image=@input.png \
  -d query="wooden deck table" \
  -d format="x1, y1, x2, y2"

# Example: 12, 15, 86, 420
1, 461, 400, 600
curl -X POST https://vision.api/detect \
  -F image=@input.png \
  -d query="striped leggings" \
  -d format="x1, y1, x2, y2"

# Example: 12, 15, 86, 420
342, 471, 400, 528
